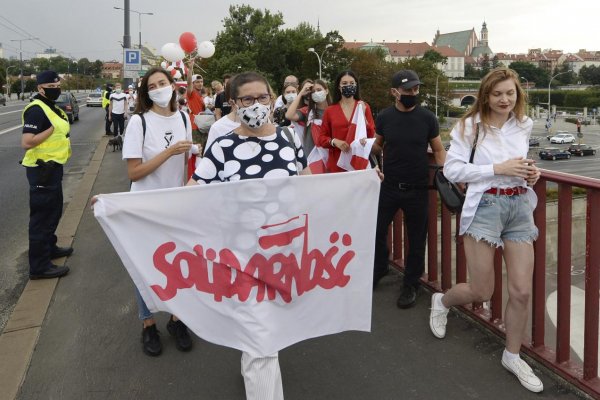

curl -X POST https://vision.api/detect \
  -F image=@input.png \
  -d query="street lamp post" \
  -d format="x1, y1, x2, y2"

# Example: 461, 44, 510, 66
10, 37, 38, 100
5, 65, 16, 98
307, 44, 333, 80
548, 71, 570, 119
520, 76, 529, 115
114, 6, 153, 50
435, 74, 440, 118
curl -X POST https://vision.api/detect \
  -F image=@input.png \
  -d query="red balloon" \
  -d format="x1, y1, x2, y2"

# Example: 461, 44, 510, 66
170, 68, 178, 77
179, 32, 197, 53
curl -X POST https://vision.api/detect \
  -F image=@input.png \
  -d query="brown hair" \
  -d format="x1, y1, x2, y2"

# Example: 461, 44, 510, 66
459, 67, 527, 134
229, 72, 270, 100
134, 67, 177, 114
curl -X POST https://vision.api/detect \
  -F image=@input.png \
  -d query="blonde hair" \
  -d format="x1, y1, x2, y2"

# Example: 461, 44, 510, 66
459, 67, 527, 134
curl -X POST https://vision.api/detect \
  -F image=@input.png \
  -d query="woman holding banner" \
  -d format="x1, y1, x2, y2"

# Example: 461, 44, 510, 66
187, 71, 309, 400
122, 67, 197, 357
315, 70, 375, 173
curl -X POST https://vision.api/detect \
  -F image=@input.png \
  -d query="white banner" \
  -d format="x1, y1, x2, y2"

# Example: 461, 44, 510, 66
94, 170, 380, 356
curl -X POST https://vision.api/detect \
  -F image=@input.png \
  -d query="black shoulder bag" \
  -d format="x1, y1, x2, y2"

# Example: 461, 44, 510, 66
434, 123, 480, 213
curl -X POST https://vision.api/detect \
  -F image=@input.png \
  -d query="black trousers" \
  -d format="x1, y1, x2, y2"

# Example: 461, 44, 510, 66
26, 164, 64, 274
111, 113, 125, 136
373, 181, 429, 288
104, 107, 112, 133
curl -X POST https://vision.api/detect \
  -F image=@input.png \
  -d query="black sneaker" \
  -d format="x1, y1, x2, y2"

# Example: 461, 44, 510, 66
373, 267, 390, 290
29, 265, 70, 280
167, 317, 193, 352
51, 246, 74, 259
141, 324, 162, 357
397, 285, 418, 309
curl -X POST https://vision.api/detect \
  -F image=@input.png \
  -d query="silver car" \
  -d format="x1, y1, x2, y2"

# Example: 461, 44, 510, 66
550, 133, 576, 144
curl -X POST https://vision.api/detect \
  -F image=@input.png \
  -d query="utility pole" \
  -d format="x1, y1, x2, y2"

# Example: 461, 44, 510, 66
122, 0, 132, 87
10, 37, 38, 100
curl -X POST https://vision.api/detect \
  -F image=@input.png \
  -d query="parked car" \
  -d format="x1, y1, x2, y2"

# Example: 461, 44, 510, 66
55, 92, 80, 123
0, 93, 6, 106
86, 92, 103, 107
539, 148, 571, 160
528, 137, 540, 147
567, 144, 597, 156
550, 133, 576, 144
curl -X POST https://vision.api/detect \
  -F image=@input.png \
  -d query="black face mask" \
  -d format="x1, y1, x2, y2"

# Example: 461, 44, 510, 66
43, 87, 61, 101
341, 85, 357, 98
398, 94, 417, 108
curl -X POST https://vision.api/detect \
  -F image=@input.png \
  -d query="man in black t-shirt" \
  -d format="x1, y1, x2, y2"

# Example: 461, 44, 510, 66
214, 74, 232, 120
372, 70, 446, 308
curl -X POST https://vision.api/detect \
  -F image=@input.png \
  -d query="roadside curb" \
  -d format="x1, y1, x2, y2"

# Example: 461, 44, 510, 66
0, 135, 109, 400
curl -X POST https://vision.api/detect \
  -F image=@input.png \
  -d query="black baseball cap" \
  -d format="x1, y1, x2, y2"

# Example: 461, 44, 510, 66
391, 70, 422, 89
36, 70, 60, 85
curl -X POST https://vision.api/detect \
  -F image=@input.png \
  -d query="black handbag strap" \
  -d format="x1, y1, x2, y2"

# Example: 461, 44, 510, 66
469, 123, 480, 163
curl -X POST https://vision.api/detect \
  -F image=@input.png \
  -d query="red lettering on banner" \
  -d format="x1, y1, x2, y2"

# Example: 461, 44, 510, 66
150, 215, 355, 303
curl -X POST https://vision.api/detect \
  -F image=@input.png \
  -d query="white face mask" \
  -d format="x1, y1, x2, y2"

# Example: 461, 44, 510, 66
237, 103, 271, 129
148, 85, 173, 108
284, 93, 297, 103
311, 91, 327, 103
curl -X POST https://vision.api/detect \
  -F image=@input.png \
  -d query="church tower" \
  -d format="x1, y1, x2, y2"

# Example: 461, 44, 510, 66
480, 21, 488, 47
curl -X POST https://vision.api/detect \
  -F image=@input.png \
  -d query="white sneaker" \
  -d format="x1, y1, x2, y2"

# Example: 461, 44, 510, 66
429, 293, 449, 339
501, 357, 544, 393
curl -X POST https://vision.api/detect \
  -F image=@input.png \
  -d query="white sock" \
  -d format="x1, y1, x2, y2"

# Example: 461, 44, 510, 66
503, 349, 520, 362
435, 294, 448, 311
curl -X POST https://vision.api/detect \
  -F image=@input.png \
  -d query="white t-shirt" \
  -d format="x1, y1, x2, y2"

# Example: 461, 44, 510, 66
109, 92, 128, 114
274, 95, 284, 109
127, 92, 137, 112
123, 110, 192, 192
204, 115, 240, 154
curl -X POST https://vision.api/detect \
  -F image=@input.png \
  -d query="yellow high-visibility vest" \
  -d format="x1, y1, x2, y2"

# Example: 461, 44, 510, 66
102, 90, 111, 108
21, 100, 71, 167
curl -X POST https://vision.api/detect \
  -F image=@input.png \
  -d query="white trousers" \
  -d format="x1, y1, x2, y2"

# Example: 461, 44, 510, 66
241, 351, 284, 400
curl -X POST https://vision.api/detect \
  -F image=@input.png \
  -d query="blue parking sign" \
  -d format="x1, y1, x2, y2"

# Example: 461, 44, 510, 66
124, 49, 141, 70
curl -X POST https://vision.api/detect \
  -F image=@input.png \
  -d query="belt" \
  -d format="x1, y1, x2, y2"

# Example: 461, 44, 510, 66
398, 182, 429, 190
485, 187, 527, 196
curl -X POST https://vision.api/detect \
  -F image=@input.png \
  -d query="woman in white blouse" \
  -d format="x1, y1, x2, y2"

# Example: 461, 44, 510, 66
429, 68, 544, 393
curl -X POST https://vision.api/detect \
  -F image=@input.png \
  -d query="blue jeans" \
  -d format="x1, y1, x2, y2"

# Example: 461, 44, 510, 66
134, 287, 153, 320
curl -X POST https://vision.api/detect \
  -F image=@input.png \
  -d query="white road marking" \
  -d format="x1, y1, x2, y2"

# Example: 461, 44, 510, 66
0, 109, 23, 116
0, 124, 22, 136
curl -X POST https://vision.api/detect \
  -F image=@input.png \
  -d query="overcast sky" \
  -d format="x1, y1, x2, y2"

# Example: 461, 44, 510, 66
1, 0, 598, 62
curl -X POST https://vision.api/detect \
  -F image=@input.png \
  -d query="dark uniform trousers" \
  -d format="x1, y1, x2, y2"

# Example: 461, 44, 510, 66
374, 180, 429, 288
105, 106, 112, 134
26, 164, 63, 274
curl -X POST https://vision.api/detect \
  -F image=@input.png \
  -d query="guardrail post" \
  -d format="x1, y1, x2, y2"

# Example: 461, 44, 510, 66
556, 183, 572, 364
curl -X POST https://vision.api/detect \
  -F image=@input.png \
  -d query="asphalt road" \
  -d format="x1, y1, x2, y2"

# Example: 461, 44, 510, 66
0, 93, 105, 333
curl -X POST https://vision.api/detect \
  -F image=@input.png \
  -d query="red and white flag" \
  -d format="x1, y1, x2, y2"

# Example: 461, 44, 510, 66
306, 119, 329, 174
337, 102, 374, 171
94, 171, 380, 356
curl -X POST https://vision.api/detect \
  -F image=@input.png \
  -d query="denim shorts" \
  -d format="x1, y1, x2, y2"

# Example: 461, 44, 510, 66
464, 192, 538, 248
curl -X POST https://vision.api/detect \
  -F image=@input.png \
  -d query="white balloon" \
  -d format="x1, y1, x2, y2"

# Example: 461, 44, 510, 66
172, 45, 185, 62
197, 41, 215, 58
161, 42, 185, 62
160, 61, 167, 69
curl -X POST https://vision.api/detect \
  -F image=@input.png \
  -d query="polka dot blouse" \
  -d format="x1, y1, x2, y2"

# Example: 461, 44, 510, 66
193, 127, 307, 183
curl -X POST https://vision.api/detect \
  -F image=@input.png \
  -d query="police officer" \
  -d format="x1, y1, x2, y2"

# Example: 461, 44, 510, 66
102, 83, 113, 135
22, 70, 72, 280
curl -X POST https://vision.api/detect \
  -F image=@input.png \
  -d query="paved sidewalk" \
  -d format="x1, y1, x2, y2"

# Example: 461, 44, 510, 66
2, 136, 590, 400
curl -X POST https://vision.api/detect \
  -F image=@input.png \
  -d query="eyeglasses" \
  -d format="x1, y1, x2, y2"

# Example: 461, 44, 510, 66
237, 94, 271, 107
